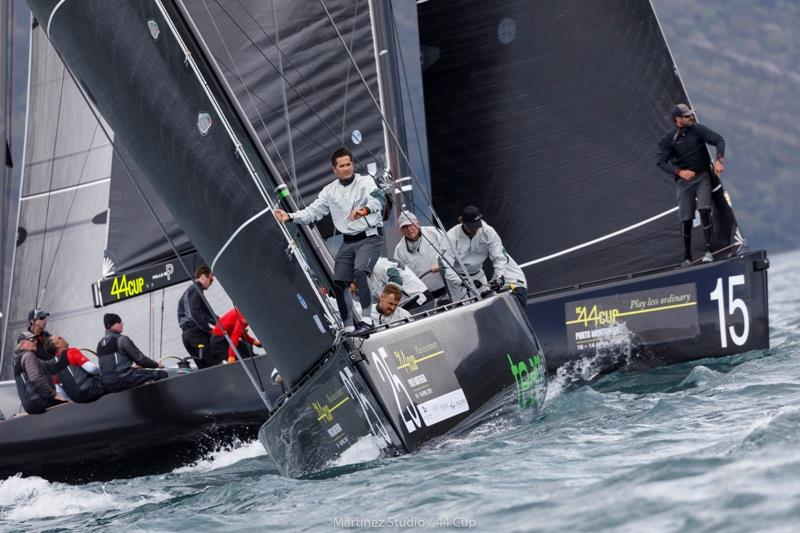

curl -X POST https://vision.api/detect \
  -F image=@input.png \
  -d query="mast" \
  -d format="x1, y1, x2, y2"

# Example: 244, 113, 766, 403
1, 0, 8, 326
366, 0, 407, 189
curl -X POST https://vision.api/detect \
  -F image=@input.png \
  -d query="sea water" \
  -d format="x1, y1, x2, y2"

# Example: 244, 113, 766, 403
1, 250, 799, 532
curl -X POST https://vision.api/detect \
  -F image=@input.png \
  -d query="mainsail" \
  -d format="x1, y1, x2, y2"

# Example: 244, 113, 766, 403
418, 0, 742, 294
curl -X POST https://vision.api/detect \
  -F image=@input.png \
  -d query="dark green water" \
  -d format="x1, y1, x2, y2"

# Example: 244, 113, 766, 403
2, 250, 798, 532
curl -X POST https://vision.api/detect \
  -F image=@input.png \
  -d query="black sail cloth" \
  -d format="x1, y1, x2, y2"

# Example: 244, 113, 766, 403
418, 0, 742, 294
27, 0, 337, 386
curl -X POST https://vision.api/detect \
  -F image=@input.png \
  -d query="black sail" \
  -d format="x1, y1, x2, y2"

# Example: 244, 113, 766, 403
418, 0, 742, 294
105, 145, 195, 274
27, 0, 337, 386
184, 0, 386, 237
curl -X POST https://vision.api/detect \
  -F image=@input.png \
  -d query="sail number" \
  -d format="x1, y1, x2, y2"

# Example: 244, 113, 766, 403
110, 274, 145, 300
709, 275, 750, 348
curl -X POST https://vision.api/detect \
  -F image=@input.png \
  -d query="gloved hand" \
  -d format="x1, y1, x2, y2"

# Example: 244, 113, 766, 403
489, 275, 505, 292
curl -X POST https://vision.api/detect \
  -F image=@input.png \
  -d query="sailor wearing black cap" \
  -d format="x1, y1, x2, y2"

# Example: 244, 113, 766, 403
275, 147, 386, 336
96, 313, 167, 393
657, 103, 726, 265
24, 308, 52, 361
12, 331, 69, 414
440, 206, 528, 309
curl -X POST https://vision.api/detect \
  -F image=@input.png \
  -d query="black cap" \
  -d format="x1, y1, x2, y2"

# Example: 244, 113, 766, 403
27, 308, 49, 321
16, 332, 37, 343
672, 103, 694, 118
461, 205, 483, 229
103, 313, 122, 329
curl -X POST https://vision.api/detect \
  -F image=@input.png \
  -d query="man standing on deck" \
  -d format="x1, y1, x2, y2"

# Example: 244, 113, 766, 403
657, 103, 725, 266
275, 147, 385, 337
394, 211, 449, 303
177, 264, 217, 367
440, 206, 528, 309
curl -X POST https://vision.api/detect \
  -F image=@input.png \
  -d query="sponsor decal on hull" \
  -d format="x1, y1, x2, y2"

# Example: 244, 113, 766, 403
564, 283, 700, 352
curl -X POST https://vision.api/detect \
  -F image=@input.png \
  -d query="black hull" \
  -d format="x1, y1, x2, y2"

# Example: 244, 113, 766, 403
259, 294, 547, 478
526, 250, 770, 379
0, 356, 280, 482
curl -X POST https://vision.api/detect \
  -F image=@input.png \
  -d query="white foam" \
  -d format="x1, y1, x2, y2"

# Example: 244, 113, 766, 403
173, 439, 266, 474
0, 474, 167, 521
332, 435, 385, 467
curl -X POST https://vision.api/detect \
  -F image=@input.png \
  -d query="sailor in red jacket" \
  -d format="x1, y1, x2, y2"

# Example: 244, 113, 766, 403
208, 308, 261, 365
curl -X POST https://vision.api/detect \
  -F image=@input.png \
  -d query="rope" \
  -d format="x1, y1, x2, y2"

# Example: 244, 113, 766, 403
35, 68, 66, 308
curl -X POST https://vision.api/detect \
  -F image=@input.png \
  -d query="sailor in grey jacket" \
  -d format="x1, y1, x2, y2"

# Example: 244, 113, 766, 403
440, 206, 527, 307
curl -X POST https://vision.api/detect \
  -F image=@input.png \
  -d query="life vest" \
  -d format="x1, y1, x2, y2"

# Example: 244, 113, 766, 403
58, 363, 99, 402
96, 333, 132, 378
13, 352, 46, 411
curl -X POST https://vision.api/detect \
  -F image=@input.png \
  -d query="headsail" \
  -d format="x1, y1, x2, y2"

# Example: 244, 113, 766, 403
1, 22, 112, 376
27, 0, 347, 386
418, 0, 742, 294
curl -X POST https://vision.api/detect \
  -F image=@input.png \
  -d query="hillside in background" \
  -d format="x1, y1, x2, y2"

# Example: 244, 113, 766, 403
654, 0, 800, 253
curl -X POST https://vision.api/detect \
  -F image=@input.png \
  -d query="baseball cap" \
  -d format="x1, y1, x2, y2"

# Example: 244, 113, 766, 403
397, 211, 419, 228
16, 332, 37, 343
460, 205, 483, 229
27, 308, 49, 321
672, 103, 694, 118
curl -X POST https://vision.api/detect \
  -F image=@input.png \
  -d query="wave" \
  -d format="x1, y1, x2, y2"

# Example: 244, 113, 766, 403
173, 439, 267, 474
0, 474, 168, 522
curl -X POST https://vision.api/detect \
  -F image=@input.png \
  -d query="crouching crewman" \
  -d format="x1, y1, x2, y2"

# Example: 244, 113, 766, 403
12, 332, 69, 414
97, 313, 167, 393
46, 336, 107, 403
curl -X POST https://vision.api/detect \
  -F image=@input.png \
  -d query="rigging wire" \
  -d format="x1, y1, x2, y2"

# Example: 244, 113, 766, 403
159, 288, 165, 356
387, 0, 430, 192
214, 0, 384, 173
34, 67, 66, 308
339, 0, 361, 145
201, 0, 296, 187
318, 0, 482, 298
269, 0, 297, 189
39, 122, 100, 300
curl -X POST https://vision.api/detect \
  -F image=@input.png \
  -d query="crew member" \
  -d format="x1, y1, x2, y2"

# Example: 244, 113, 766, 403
275, 147, 385, 336
440, 205, 528, 309
394, 211, 449, 301
96, 313, 167, 393
12, 332, 69, 414
24, 308, 52, 361
44, 336, 106, 404
208, 308, 262, 365
371, 283, 412, 326
365, 256, 430, 310
657, 103, 725, 265
177, 264, 217, 367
